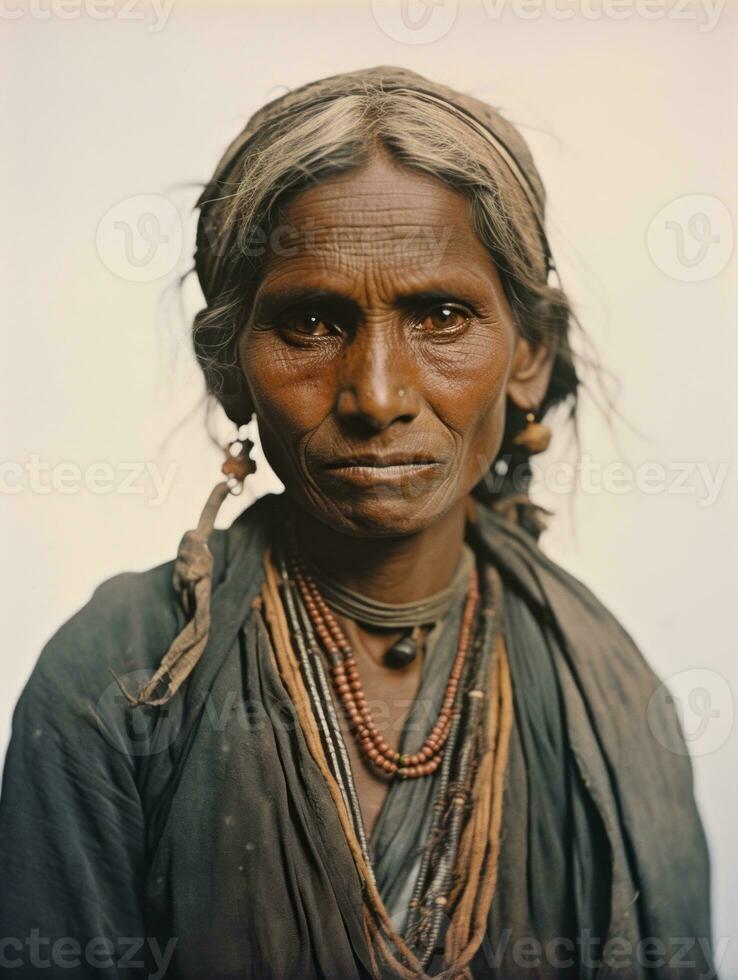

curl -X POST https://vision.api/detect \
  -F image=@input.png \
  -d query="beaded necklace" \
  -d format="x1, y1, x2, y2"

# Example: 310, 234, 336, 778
288, 549, 479, 780
303, 547, 475, 669
274, 531, 504, 973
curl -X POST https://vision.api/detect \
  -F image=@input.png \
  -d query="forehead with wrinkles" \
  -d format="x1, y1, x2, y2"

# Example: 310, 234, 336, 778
257, 150, 498, 291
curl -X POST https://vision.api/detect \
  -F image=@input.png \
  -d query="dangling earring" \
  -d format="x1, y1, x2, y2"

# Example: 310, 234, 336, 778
222, 423, 257, 495
114, 420, 257, 708
513, 410, 551, 455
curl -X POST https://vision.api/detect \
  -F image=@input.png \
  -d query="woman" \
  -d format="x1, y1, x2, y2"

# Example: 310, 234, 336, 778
0, 66, 716, 980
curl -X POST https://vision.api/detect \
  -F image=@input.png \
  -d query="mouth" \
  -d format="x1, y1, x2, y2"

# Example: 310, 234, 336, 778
324, 453, 440, 470
320, 454, 444, 487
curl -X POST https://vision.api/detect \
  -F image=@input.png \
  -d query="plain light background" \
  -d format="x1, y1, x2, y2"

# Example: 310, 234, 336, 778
2, 0, 737, 971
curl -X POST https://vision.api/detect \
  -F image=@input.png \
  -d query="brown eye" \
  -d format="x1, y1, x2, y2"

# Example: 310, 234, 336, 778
429, 306, 461, 330
285, 312, 335, 337
416, 304, 470, 333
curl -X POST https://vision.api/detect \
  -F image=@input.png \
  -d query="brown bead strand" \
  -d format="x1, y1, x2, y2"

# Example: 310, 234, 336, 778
291, 557, 471, 772
288, 552, 480, 780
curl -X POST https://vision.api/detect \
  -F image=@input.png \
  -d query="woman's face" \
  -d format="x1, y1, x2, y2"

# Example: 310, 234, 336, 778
238, 147, 551, 537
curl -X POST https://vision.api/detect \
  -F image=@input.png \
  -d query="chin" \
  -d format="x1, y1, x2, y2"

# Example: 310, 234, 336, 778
307, 484, 458, 539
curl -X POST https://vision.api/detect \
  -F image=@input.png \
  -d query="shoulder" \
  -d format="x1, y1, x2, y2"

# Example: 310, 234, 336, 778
471, 503, 673, 700
472, 502, 637, 637
15, 558, 184, 731
473, 503, 701, 762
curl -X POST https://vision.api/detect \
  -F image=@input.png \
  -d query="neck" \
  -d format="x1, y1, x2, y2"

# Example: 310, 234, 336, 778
290, 499, 468, 605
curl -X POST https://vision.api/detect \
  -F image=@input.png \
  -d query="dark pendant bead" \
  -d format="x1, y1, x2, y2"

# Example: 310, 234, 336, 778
384, 634, 418, 668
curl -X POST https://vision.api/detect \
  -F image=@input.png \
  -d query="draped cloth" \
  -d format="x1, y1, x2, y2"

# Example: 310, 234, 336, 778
367, 566, 608, 969
0, 493, 717, 979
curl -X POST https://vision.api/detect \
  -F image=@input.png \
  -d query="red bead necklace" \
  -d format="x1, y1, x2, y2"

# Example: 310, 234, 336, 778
288, 552, 480, 780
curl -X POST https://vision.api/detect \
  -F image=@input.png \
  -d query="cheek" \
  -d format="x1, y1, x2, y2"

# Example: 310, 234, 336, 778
239, 331, 335, 461
426, 325, 513, 452
464, 386, 508, 475
419, 327, 513, 497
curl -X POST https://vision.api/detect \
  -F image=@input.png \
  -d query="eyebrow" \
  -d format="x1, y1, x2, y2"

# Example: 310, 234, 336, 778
253, 288, 357, 324
252, 285, 484, 323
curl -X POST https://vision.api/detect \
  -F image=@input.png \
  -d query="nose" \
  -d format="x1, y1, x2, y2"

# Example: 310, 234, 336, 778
335, 327, 419, 433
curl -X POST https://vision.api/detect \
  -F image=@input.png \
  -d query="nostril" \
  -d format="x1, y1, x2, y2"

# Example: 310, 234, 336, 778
335, 388, 360, 418
335, 383, 418, 434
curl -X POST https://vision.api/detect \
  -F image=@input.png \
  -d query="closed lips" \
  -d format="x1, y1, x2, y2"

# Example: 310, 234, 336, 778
324, 456, 440, 469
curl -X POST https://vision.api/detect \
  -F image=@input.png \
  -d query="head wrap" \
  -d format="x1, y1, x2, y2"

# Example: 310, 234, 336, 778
194, 65, 554, 306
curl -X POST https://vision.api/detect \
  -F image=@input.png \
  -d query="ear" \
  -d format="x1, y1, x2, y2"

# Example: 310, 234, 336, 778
506, 335, 556, 412
222, 391, 254, 427
220, 373, 255, 427
220, 334, 256, 426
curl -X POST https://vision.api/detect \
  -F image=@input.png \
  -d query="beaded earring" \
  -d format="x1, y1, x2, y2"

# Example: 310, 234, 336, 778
222, 428, 257, 494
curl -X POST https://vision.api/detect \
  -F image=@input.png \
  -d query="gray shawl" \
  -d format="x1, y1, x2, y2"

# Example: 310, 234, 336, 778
0, 493, 715, 979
